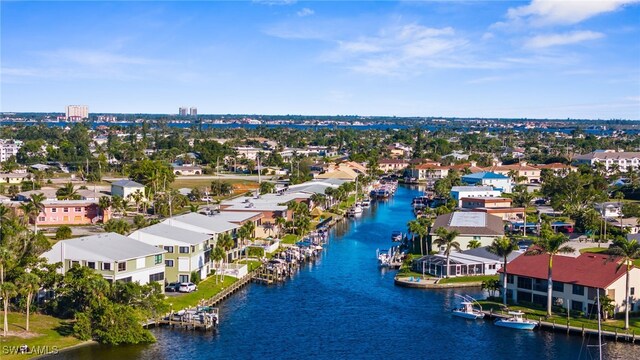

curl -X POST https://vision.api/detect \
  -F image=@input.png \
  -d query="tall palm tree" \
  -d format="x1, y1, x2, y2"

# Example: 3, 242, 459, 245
433, 227, 461, 278
211, 246, 225, 283
524, 230, 574, 316
29, 193, 46, 233
19, 202, 36, 229
488, 237, 519, 305
407, 219, 428, 255
1, 281, 17, 337
56, 182, 78, 200
0, 204, 9, 244
17, 272, 40, 331
0, 247, 10, 285
275, 216, 286, 237
608, 238, 640, 330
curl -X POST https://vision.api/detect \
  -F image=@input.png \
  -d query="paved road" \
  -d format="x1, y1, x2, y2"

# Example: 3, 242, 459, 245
102, 174, 275, 182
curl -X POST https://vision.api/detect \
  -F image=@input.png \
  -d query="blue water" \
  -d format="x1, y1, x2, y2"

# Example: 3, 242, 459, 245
56, 186, 638, 360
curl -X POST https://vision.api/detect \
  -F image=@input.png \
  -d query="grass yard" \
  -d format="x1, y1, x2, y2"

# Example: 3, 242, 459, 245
579, 247, 610, 254
0, 312, 86, 360
237, 259, 263, 272
281, 234, 300, 244
438, 275, 498, 284
165, 275, 237, 310
171, 178, 258, 193
478, 300, 640, 333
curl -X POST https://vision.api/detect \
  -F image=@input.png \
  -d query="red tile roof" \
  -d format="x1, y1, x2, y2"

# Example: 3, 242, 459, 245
500, 253, 629, 289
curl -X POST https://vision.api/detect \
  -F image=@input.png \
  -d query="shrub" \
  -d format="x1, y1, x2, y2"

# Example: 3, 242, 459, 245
73, 312, 92, 341
55, 226, 73, 240
247, 247, 265, 258
190, 271, 201, 285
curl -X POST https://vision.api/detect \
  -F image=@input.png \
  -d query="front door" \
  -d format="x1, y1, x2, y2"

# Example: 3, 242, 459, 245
179, 274, 189, 283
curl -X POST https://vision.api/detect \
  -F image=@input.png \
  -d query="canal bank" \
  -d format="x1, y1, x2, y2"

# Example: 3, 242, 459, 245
54, 185, 640, 360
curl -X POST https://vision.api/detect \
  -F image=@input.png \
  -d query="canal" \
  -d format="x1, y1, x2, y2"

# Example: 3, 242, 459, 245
57, 186, 638, 359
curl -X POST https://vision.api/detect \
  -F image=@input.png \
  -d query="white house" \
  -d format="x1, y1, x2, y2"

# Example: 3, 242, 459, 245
450, 186, 502, 207
111, 179, 145, 199
462, 172, 513, 193
430, 212, 505, 251
574, 150, 640, 174
41, 233, 166, 286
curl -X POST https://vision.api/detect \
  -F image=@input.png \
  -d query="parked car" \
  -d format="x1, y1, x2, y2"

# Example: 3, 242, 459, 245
165, 282, 181, 292
178, 282, 197, 293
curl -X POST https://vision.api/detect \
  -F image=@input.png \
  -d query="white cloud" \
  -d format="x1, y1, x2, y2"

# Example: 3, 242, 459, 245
297, 8, 314, 17
502, 0, 639, 26
253, 0, 297, 6
525, 30, 604, 48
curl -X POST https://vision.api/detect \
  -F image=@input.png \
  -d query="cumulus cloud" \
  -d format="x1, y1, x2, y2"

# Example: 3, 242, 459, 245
501, 0, 639, 26
297, 8, 314, 17
525, 30, 604, 48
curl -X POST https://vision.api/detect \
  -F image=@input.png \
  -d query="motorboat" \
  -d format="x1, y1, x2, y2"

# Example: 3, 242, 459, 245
391, 231, 403, 242
361, 198, 371, 208
452, 295, 485, 320
494, 311, 537, 330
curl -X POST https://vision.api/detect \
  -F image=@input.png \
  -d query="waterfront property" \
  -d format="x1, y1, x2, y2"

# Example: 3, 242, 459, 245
462, 171, 513, 193
484, 162, 541, 184
450, 186, 502, 207
378, 159, 409, 173
413, 246, 521, 278
501, 253, 640, 314
430, 212, 505, 250
573, 150, 640, 174
129, 223, 214, 283
220, 191, 312, 222
41, 232, 166, 285
460, 196, 525, 221
110, 179, 146, 199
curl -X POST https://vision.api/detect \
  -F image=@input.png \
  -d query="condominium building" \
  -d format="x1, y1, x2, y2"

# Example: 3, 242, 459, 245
190, 107, 197, 116
65, 105, 89, 120
574, 150, 640, 174
0, 139, 23, 162
179, 107, 188, 116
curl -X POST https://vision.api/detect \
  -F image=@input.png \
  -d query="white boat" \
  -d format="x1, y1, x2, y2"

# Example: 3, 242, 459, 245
361, 198, 371, 207
452, 295, 485, 320
494, 311, 537, 330
353, 204, 363, 214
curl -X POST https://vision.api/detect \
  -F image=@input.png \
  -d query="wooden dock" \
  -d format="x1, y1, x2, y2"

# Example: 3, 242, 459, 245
483, 309, 638, 344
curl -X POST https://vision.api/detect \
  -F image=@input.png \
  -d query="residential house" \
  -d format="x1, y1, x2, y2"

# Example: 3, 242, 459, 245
172, 164, 203, 176
111, 179, 146, 200
462, 172, 513, 193
41, 233, 166, 286
450, 186, 502, 207
220, 192, 312, 222
378, 159, 409, 173
442, 151, 469, 161
430, 212, 505, 251
234, 146, 267, 160
129, 223, 214, 283
17, 188, 58, 201
34, 200, 111, 225
501, 253, 640, 314
484, 162, 541, 184
0, 173, 29, 184
315, 164, 359, 181
608, 217, 639, 235
595, 202, 623, 218
574, 150, 640, 174
414, 246, 522, 278
408, 163, 449, 184
533, 163, 577, 176
460, 197, 524, 221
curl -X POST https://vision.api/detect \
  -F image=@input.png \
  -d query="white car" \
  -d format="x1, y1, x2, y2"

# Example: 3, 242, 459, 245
178, 282, 197, 293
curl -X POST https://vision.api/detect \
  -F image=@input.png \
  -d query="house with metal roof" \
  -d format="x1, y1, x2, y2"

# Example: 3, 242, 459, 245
450, 186, 502, 207
430, 212, 505, 251
462, 172, 513, 193
501, 253, 640, 315
110, 179, 145, 199
130, 223, 214, 283
413, 247, 522, 278
41, 233, 166, 286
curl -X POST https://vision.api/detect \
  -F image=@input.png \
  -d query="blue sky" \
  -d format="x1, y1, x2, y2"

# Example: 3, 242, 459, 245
1, 0, 639, 119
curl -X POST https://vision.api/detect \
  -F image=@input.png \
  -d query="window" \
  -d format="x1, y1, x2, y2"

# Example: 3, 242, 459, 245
572, 284, 585, 296
149, 272, 164, 282
532, 294, 546, 307
154, 254, 162, 265
63, 208, 69, 213
87, 262, 95, 269
533, 279, 548, 292
163, 246, 174, 253
507, 274, 514, 284
631, 287, 636, 296
165, 260, 174, 267
588, 287, 598, 300
473, 236, 480, 240
517, 277, 532, 290
39, 216, 45, 222
71, 260, 79, 267
51, 208, 57, 213
117, 277, 132, 283
75, 207, 82, 212
191, 245, 196, 253
572, 300, 583, 312
553, 281, 564, 292
118, 262, 126, 272
102, 262, 111, 271
179, 274, 189, 283
517, 291, 532, 303
179, 246, 189, 254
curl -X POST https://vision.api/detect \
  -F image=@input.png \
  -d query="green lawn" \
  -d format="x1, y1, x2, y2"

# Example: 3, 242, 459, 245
281, 234, 300, 244
439, 275, 498, 284
478, 300, 640, 333
165, 275, 237, 310
0, 312, 86, 360
237, 259, 262, 272
579, 247, 610, 254
171, 178, 258, 192
397, 270, 431, 279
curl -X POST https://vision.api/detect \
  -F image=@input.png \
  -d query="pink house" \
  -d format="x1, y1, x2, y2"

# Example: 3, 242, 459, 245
35, 200, 112, 226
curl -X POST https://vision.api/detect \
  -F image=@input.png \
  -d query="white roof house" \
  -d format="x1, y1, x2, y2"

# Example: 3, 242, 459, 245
162, 212, 240, 235
450, 186, 502, 207
221, 192, 312, 212
111, 179, 145, 199
130, 223, 213, 246
41, 233, 165, 285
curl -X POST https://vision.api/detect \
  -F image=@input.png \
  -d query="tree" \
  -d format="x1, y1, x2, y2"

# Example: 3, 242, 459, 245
30, 193, 46, 233
17, 272, 40, 331
488, 237, 519, 305
481, 279, 501, 298
210, 181, 233, 196
275, 216, 286, 237
407, 218, 430, 255
133, 215, 147, 229
608, 238, 640, 329
467, 239, 482, 249
1, 281, 17, 336
259, 181, 275, 195
56, 182, 79, 200
56, 225, 73, 240
524, 228, 575, 316
104, 219, 130, 235
433, 227, 461, 278
211, 246, 225, 283
127, 159, 175, 193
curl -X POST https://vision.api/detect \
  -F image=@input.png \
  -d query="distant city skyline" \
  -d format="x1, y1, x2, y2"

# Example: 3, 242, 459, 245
1, 1, 639, 119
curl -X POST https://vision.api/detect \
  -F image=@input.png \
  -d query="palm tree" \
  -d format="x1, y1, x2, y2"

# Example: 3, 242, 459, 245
433, 227, 461, 278
275, 216, 286, 237
467, 239, 482, 249
1, 281, 17, 337
488, 237, 519, 305
17, 272, 40, 331
0, 204, 9, 244
433, 227, 460, 277
407, 219, 428, 255
29, 193, 46, 233
608, 238, 640, 329
56, 182, 78, 200
524, 230, 574, 316
0, 247, 10, 285
211, 246, 225, 283
19, 202, 36, 229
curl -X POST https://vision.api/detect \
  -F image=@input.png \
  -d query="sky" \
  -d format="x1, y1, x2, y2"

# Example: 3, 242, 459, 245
1, 0, 639, 119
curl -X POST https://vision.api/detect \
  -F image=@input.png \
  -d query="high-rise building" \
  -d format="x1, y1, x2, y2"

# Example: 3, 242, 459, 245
190, 107, 197, 116
65, 105, 89, 120
179, 107, 188, 116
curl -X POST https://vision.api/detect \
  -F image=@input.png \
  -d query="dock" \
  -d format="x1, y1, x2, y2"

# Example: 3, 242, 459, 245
482, 309, 639, 344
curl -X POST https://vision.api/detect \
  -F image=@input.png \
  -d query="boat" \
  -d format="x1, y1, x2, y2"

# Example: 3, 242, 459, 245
391, 231, 403, 242
494, 311, 537, 330
452, 295, 485, 320
361, 198, 371, 208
